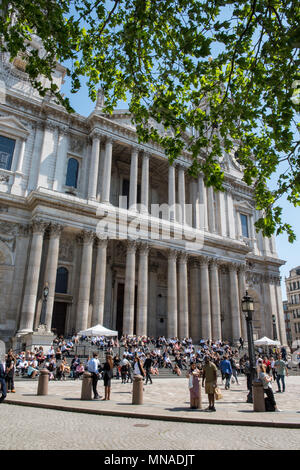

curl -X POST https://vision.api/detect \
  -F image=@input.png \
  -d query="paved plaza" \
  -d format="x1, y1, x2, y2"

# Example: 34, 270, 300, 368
1, 374, 300, 450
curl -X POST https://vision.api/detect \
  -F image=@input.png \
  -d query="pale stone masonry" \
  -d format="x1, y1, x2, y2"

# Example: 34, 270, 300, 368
0, 50, 288, 348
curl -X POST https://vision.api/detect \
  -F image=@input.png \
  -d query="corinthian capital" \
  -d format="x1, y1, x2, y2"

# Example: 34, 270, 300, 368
31, 218, 49, 234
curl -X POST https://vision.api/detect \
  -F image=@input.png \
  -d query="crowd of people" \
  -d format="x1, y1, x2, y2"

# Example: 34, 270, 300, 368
0, 333, 295, 410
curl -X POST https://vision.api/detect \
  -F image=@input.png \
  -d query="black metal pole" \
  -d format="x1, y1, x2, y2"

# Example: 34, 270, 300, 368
246, 312, 256, 403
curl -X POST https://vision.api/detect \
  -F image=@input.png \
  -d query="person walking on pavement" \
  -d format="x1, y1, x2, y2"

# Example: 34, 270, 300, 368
143, 353, 154, 385
275, 354, 289, 393
220, 355, 232, 390
87, 352, 101, 400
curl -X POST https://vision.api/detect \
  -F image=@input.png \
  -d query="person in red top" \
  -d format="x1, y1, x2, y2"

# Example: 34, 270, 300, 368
263, 357, 271, 375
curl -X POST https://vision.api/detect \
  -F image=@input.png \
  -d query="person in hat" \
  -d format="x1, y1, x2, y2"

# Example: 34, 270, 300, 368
202, 356, 218, 412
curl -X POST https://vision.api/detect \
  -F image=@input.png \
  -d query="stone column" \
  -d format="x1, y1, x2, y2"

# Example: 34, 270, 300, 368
53, 126, 69, 192
18, 219, 48, 334
189, 258, 201, 342
274, 278, 288, 346
167, 249, 178, 338
168, 164, 176, 222
27, 123, 45, 192
92, 237, 108, 326
44, 223, 64, 331
123, 240, 137, 335
229, 263, 242, 344
199, 256, 212, 340
16, 138, 26, 173
198, 174, 208, 231
88, 132, 101, 200
148, 262, 158, 337
101, 137, 113, 203
141, 152, 149, 213
178, 251, 189, 338
136, 242, 149, 336
178, 165, 186, 224
129, 147, 139, 211
209, 259, 222, 341
9, 225, 31, 331
76, 230, 95, 332
207, 186, 216, 233
227, 188, 236, 239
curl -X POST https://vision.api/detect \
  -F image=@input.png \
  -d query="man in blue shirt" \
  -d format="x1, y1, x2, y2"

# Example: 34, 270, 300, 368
220, 356, 233, 390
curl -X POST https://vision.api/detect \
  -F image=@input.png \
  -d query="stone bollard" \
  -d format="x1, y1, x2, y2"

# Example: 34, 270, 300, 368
37, 369, 50, 396
81, 372, 92, 400
132, 375, 144, 405
252, 381, 266, 412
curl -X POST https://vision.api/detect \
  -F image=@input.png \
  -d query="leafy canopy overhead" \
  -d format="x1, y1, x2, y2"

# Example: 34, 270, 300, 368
1, 0, 299, 241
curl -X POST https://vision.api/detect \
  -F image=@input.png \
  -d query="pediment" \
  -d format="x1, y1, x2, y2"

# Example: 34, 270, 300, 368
233, 197, 254, 213
0, 116, 30, 138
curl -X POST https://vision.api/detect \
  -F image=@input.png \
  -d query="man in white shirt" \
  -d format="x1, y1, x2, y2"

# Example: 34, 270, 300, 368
87, 352, 101, 399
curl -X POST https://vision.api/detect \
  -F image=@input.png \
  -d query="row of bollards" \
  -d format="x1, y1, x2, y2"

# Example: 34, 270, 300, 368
37, 369, 266, 411
37, 369, 144, 404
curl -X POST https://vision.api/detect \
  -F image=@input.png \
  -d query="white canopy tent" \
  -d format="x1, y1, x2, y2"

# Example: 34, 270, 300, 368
254, 336, 281, 346
78, 324, 118, 337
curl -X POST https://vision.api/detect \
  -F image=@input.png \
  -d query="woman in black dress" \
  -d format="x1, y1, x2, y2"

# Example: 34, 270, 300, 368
102, 354, 114, 401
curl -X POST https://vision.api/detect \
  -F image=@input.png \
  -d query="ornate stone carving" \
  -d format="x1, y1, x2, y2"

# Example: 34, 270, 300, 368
48, 222, 64, 238
59, 237, 74, 262
166, 248, 178, 261
125, 239, 137, 253
69, 136, 85, 154
18, 224, 30, 237
31, 219, 49, 234
137, 241, 149, 255
0, 173, 10, 183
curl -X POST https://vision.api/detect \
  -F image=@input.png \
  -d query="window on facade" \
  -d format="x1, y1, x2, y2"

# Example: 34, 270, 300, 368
55, 267, 69, 294
240, 213, 249, 238
65, 158, 79, 188
0, 135, 16, 171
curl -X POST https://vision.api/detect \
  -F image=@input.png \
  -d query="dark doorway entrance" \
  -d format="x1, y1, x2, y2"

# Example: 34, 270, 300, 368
51, 302, 67, 337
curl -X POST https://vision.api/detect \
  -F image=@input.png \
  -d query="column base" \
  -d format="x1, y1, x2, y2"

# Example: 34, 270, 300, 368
13, 326, 55, 351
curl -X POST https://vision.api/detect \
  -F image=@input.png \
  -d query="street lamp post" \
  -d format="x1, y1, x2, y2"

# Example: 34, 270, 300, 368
241, 291, 256, 403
